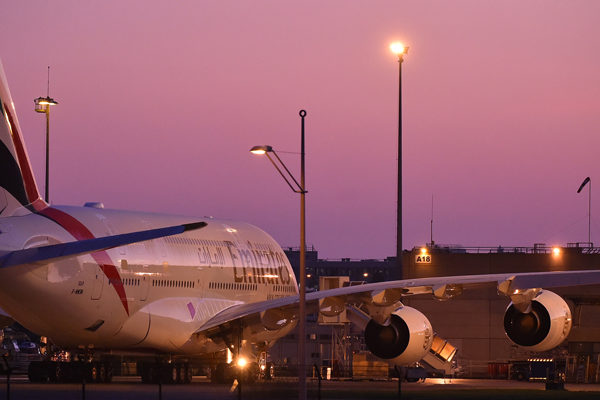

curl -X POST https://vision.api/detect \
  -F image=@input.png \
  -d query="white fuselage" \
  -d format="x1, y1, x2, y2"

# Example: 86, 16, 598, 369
0, 205, 298, 355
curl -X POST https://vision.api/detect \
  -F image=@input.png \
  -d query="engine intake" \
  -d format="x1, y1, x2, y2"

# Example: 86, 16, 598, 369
364, 306, 432, 364
504, 290, 572, 352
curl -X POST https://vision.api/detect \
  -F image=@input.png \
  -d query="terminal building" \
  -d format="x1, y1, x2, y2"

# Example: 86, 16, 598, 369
277, 244, 600, 381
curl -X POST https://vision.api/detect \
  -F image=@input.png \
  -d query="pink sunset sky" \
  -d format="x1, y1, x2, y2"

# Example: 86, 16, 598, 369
1, 1, 599, 259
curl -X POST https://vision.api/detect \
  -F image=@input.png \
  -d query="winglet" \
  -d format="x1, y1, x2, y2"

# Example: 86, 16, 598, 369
183, 222, 207, 231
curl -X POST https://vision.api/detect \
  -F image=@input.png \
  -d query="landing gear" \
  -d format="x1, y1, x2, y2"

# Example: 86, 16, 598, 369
262, 362, 275, 380
210, 361, 265, 384
28, 361, 53, 383
241, 362, 260, 384
210, 362, 230, 384
90, 361, 113, 383
139, 361, 192, 384
28, 360, 113, 383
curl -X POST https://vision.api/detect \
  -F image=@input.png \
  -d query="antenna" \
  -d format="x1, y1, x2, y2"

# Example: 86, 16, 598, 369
430, 194, 434, 246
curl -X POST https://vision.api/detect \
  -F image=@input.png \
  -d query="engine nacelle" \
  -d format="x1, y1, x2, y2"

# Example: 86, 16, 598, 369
503, 290, 572, 352
364, 306, 433, 364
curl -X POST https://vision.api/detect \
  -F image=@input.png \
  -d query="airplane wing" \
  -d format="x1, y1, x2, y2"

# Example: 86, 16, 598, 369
197, 269, 600, 331
0, 221, 207, 268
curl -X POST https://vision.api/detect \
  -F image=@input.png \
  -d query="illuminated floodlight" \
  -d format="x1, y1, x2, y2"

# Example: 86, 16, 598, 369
250, 145, 273, 155
420, 247, 428, 255
34, 96, 58, 113
552, 247, 561, 257
237, 357, 248, 368
390, 42, 409, 56
363, 272, 369, 278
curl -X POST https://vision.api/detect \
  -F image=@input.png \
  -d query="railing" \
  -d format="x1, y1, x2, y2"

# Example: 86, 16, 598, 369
287, 243, 600, 262
414, 243, 600, 255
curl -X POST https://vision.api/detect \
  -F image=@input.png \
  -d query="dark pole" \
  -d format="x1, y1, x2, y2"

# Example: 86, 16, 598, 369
249, 112, 308, 400
298, 109, 307, 400
45, 108, 50, 203
577, 177, 592, 245
589, 180, 592, 245
44, 66, 51, 203
396, 53, 404, 280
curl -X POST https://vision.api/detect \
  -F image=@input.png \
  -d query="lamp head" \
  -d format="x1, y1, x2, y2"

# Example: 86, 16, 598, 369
577, 177, 591, 193
34, 96, 58, 113
250, 145, 273, 155
390, 42, 409, 57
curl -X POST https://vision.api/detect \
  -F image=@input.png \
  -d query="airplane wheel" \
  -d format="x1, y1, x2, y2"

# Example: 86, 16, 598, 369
98, 363, 106, 382
211, 363, 227, 384
264, 362, 275, 380
91, 362, 106, 383
104, 363, 113, 383
49, 362, 61, 383
241, 362, 259, 384
183, 363, 192, 383
156, 364, 172, 384
140, 363, 154, 384
175, 364, 187, 383
172, 364, 178, 383
91, 363, 99, 382
28, 361, 48, 383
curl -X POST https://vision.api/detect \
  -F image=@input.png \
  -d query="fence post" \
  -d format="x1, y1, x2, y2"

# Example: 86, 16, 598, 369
2, 355, 10, 400
394, 365, 403, 399
313, 364, 322, 400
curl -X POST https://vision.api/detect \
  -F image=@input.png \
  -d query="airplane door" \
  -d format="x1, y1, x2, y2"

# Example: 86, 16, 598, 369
91, 265, 104, 300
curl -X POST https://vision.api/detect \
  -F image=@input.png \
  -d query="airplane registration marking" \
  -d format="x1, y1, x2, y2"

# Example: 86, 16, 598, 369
36, 207, 130, 315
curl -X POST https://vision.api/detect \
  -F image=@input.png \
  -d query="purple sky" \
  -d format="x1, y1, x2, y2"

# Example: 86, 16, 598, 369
2, 1, 600, 259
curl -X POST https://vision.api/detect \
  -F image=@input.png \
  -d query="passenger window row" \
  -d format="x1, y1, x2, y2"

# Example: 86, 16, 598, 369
208, 282, 257, 291
152, 280, 195, 288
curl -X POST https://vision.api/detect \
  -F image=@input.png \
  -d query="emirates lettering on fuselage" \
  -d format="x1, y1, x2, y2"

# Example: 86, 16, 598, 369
197, 244, 226, 266
225, 240, 292, 285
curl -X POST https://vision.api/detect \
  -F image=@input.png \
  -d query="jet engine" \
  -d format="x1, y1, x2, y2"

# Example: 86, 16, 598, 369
503, 290, 572, 352
364, 306, 433, 364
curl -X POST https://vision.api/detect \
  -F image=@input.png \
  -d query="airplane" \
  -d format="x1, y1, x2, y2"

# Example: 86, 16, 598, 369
0, 58, 599, 384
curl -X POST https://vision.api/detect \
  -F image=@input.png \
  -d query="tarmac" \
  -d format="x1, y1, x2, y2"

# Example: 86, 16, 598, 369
0, 376, 599, 400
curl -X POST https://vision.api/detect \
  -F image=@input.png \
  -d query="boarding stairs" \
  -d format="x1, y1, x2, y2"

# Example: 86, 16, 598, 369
421, 334, 457, 376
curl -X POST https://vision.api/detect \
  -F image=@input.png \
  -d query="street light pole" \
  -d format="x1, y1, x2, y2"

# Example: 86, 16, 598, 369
250, 109, 308, 400
390, 42, 408, 280
298, 109, 307, 400
45, 106, 50, 202
577, 177, 592, 245
34, 66, 58, 203
34, 96, 58, 203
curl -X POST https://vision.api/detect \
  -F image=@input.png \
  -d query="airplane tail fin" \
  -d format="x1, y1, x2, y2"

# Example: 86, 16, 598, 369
0, 60, 45, 216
